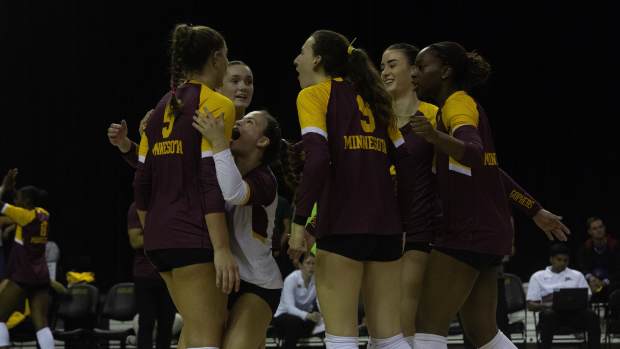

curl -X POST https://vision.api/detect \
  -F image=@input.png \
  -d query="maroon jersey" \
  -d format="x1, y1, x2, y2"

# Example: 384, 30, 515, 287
133, 80, 235, 251
294, 78, 403, 238
433, 91, 513, 256
396, 102, 442, 244
1, 203, 50, 285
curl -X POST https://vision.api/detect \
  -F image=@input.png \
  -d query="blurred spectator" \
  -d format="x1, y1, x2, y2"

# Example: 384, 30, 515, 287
578, 217, 617, 302
273, 253, 321, 349
527, 243, 599, 349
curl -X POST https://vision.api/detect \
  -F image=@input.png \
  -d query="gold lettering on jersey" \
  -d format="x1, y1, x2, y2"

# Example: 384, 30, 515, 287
152, 140, 184, 156
484, 152, 498, 166
30, 236, 48, 244
40, 221, 48, 237
509, 190, 534, 209
343, 135, 387, 154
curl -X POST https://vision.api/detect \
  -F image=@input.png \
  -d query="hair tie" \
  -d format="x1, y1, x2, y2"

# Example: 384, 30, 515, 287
347, 37, 358, 55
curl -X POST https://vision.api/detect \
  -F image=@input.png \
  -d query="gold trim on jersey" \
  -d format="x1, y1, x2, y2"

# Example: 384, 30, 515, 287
448, 158, 472, 176
252, 231, 268, 244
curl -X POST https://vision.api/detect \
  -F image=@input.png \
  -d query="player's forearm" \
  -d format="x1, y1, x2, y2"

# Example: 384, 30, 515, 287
527, 301, 547, 312
431, 126, 483, 167
294, 134, 329, 225
499, 168, 542, 217
205, 213, 232, 251
117, 137, 133, 153
213, 149, 248, 205
133, 166, 152, 212
430, 130, 466, 161
120, 141, 139, 169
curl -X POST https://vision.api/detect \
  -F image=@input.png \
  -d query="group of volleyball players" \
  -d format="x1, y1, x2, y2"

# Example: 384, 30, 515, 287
0, 22, 573, 349
284, 29, 570, 349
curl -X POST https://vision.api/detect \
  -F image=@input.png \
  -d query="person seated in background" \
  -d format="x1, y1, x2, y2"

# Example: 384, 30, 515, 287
273, 253, 321, 349
578, 216, 617, 302
527, 243, 600, 349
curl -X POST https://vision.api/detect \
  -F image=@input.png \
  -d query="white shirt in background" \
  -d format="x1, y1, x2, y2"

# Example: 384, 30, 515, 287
526, 266, 591, 302
275, 270, 317, 319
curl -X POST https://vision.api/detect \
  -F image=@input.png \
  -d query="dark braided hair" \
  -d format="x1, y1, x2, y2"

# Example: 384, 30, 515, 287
278, 139, 305, 192
427, 41, 491, 91
257, 110, 282, 166
311, 30, 395, 128
169, 24, 226, 118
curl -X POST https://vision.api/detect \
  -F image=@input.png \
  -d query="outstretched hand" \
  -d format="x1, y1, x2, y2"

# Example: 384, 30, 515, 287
533, 209, 570, 241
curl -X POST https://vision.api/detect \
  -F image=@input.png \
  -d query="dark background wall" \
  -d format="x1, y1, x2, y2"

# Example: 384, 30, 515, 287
1, 0, 616, 289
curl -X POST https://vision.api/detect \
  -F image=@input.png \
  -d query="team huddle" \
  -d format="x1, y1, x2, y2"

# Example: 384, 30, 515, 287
0, 24, 571, 349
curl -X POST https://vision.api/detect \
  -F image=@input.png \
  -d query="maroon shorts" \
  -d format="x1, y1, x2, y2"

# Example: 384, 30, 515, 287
433, 246, 503, 271
7, 248, 49, 286
146, 248, 214, 272
317, 234, 402, 262
403, 241, 431, 253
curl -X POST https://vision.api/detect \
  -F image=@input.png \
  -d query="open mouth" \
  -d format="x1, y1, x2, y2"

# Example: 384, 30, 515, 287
231, 127, 241, 140
383, 78, 394, 85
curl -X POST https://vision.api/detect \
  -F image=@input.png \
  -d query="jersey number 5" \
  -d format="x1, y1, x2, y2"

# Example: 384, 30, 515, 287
162, 105, 175, 139
357, 96, 375, 133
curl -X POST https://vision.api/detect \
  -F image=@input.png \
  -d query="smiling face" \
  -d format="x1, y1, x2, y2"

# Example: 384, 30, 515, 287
381, 49, 415, 97
230, 111, 270, 157
220, 63, 254, 111
293, 36, 319, 89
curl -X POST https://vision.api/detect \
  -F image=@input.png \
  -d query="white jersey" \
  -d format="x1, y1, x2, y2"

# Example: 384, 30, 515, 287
213, 150, 283, 289
226, 192, 282, 289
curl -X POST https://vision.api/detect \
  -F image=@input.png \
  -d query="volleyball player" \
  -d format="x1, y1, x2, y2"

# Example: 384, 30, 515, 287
409, 42, 569, 349
108, 61, 256, 167
133, 24, 238, 349
0, 169, 54, 349
287, 30, 409, 349
193, 108, 283, 349
380, 43, 441, 348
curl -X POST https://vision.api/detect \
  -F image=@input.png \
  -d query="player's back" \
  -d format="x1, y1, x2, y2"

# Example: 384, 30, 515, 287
316, 79, 401, 236
140, 81, 234, 250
